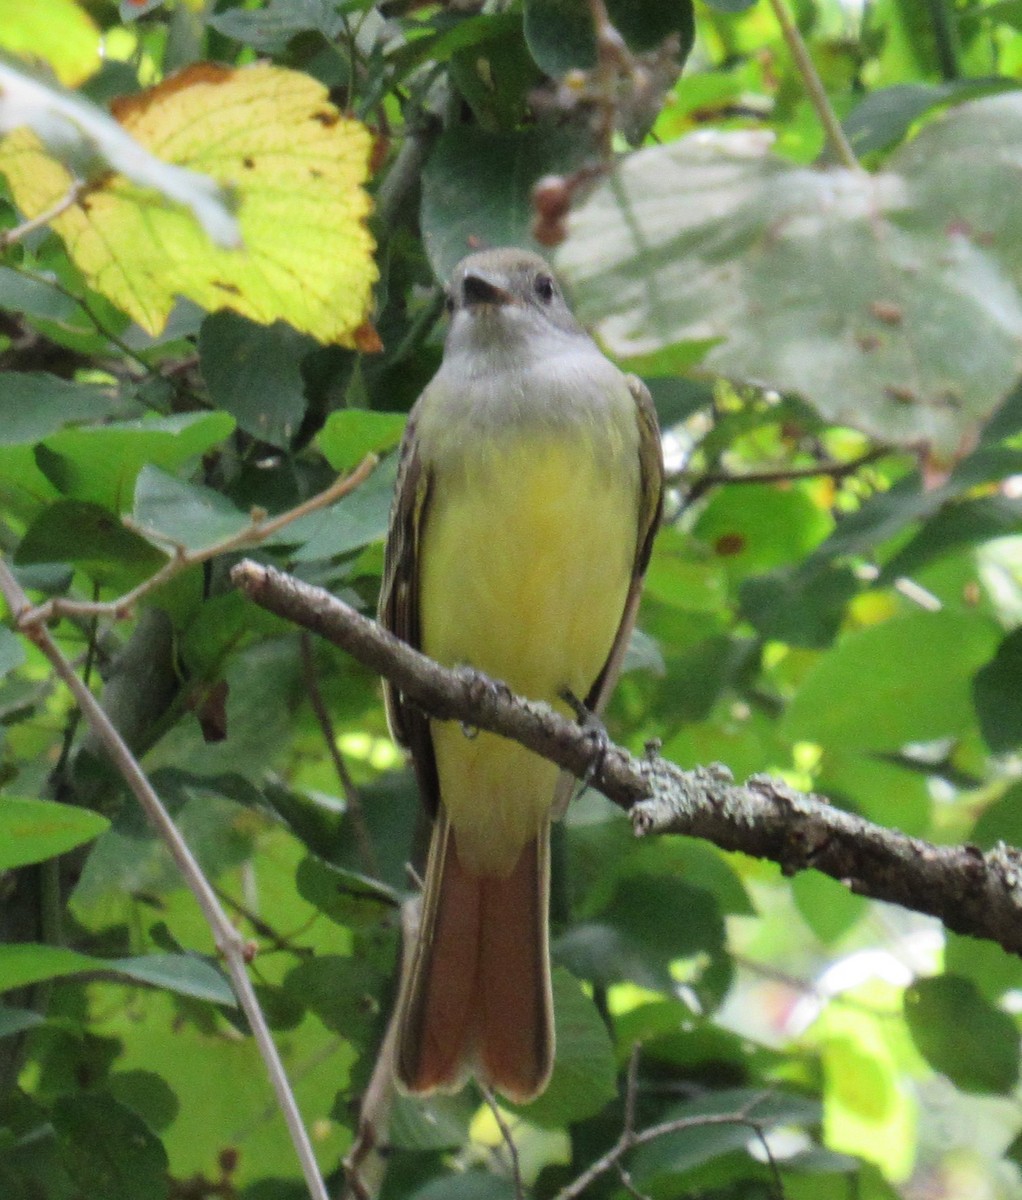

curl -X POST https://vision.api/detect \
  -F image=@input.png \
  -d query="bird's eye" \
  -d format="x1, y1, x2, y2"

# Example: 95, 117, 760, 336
534, 274, 555, 303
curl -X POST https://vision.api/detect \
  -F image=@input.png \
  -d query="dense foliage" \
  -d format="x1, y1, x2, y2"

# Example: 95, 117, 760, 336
2, 0, 1022, 1198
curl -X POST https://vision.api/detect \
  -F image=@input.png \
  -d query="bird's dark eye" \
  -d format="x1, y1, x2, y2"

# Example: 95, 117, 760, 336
534, 274, 555, 303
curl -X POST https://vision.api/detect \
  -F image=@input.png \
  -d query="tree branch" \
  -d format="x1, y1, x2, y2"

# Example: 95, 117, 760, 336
231, 559, 1022, 960
16, 455, 377, 628
0, 559, 331, 1200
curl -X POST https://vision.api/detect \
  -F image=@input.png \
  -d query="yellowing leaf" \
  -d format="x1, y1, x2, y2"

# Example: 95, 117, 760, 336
0, 63, 377, 345
0, 0, 100, 87
0, 62, 239, 246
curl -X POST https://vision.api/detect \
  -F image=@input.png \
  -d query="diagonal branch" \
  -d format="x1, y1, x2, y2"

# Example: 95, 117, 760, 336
16, 455, 377, 628
231, 558, 1022, 960
0, 558, 331, 1200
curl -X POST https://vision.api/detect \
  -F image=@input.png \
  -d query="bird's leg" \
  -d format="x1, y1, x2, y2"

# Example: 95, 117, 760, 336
560, 687, 610, 802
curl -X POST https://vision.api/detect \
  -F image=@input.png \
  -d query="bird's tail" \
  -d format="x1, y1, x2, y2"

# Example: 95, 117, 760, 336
394, 806, 554, 1104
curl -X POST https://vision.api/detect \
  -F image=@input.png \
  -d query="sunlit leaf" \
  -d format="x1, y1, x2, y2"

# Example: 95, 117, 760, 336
0, 0, 101, 87
815, 991, 918, 1182
316, 409, 406, 473
0, 63, 377, 343
782, 610, 1001, 751
0, 61, 238, 244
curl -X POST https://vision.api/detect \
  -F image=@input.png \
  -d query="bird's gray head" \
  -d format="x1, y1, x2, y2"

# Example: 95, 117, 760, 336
443, 248, 585, 356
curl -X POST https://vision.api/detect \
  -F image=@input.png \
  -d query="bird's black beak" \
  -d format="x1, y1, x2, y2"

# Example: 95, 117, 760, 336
461, 271, 513, 308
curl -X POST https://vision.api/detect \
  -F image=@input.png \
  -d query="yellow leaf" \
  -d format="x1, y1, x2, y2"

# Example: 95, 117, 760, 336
0, 0, 100, 87
0, 63, 377, 345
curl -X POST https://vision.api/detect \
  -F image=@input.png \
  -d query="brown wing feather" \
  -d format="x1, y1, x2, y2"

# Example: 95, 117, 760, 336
552, 375, 663, 817
378, 406, 439, 816
584, 373, 664, 715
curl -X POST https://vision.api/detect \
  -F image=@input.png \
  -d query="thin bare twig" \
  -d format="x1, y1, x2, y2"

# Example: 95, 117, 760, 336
16, 455, 377, 628
0, 560, 331, 1200
0, 180, 88, 249
481, 1087, 523, 1200
299, 631, 380, 878
229, 560, 1022, 961
676, 447, 889, 505
586, 0, 633, 156
553, 1095, 776, 1200
765, 0, 859, 169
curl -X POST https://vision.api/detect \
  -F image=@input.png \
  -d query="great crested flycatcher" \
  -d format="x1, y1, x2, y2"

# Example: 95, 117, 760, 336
379, 247, 663, 1103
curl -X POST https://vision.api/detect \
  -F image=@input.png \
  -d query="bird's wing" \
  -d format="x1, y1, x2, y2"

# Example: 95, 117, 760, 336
378, 404, 440, 816
584, 373, 665, 717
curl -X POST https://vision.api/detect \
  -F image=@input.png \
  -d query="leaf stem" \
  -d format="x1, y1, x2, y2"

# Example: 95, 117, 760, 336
764, 0, 859, 170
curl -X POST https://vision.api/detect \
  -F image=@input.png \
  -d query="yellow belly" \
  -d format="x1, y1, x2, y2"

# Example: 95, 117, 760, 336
420, 435, 638, 874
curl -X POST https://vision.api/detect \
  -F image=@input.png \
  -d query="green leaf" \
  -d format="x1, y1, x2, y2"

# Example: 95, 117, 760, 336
316, 409, 407, 473
782, 610, 1000, 751
0, 944, 102, 993
106, 955, 235, 1008
37, 411, 235, 512
741, 564, 859, 649
792, 871, 868, 944
904, 975, 1020, 1094
945, 930, 1022, 1006
198, 313, 313, 448
281, 956, 382, 1040
879, 494, 1022, 582
0, 796, 110, 869
0, 944, 234, 1006
973, 627, 1022, 753
558, 95, 1022, 455
972, 781, 1022, 850
207, 0, 346, 52
632, 1088, 821, 1183
107, 1070, 180, 1133
409, 1174, 517, 1200
287, 452, 398, 561
523, 0, 597, 75
0, 373, 128, 445
295, 854, 401, 925
0, 1007, 45, 1040
694, 483, 833, 581
420, 125, 596, 282
842, 79, 1016, 157
132, 465, 250, 553
15, 500, 166, 581
599, 875, 726, 988
512, 968, 617, 1127
524, 0, 695, 75
52, 1093, 169, 1200
388, 1091, 475, 1152
0, 627, 26, 677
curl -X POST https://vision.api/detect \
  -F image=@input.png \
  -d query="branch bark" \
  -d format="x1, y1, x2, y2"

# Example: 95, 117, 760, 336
232, 559, 1022, 960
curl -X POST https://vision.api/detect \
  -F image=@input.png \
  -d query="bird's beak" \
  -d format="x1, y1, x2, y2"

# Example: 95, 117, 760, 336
461, 270, 513, 308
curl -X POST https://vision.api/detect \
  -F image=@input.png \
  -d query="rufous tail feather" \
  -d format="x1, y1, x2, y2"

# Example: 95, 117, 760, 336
395, 808, 553, 1103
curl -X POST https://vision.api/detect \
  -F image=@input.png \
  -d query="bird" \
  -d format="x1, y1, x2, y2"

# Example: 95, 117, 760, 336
378, 246, 663, 1103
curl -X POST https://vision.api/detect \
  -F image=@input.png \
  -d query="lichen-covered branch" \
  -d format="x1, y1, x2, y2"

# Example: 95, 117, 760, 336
232, 558, 1022, 960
